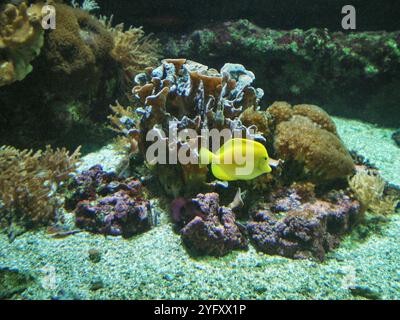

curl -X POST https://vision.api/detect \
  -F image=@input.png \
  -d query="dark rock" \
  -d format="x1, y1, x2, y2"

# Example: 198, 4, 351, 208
350, 285, 381, 300
88, 249, 102, 263
392, 130, 400, 147
90, 277, 104, 291
0, 267, 35, 299
180, 193, 248, 256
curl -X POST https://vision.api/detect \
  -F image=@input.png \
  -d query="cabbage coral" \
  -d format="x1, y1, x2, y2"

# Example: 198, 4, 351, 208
0, 2, 44, 87
0, 145, 81, 230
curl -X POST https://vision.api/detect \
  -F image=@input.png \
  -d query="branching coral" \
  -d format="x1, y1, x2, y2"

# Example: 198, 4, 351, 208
0, 145, 81, 229
0, 2, 44, 87
108, 101, 141, 154
99, 15, 161, 78
349, 171, 399, 215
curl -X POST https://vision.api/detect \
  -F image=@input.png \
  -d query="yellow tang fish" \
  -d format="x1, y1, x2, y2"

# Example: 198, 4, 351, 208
199, 138, 272, 181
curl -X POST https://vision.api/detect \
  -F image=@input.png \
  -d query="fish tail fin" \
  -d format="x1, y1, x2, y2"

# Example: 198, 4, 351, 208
199, 148, 214, 168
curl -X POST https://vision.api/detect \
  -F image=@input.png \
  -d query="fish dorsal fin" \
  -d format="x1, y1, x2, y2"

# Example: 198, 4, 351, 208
216, 138, 267, 162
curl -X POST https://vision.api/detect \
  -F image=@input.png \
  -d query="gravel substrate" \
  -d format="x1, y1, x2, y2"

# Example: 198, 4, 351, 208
0, 117, 399, 300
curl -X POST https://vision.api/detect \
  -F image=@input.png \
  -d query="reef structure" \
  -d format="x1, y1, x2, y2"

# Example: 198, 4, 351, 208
108, 58, 368, 260
0, 1, 160, 151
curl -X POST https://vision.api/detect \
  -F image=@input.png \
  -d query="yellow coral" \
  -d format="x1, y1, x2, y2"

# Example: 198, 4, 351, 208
0, 2, 44, 87
349, 171, 399, 215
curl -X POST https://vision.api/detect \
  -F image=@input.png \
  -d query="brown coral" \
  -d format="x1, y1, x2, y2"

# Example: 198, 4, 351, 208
267, 101, 293, 125
274, 115, 354, 181
100, 15, 161, 79
0, 145, 81, 229
293, 104, 337, 135
0, 2, 44, 87
37, 3, 115, 100
240, 106, 273, 139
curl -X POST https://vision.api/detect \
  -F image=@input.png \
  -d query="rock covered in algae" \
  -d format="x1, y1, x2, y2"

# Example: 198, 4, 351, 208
247, 184, 362, 261
165, 19, 400, 126
67, 165, 152, 238
180, 193, 248, 256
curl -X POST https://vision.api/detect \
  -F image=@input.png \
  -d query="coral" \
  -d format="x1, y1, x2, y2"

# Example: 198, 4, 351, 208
180, 193, 248, 256
292, 104, 337, 135
240, 107, 273, 140
0, 145, 81, 230
71, 0, 100, 12
125, 59, 265, 197
108, 101, 141, 155
100, 15, 161, 79
66, 165, 153, 237
0, 2, 124, 150
0, 2, 44, 87
349, 171, 399, 215
267, 101, 293, 126
273, 114, 354, 182
42, 3, 114, 97
247, 186, 361, 260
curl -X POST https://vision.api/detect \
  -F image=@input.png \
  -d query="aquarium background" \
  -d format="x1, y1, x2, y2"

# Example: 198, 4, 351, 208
0, 0, 399, 300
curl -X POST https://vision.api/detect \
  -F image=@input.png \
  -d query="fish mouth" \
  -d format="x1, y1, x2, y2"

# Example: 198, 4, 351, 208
264, 163, 272, 173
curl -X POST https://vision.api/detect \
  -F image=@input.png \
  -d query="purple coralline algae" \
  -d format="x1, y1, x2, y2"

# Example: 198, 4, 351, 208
67, 165, 152, 237
180, 193, 248, 256
247, 186, 361, 260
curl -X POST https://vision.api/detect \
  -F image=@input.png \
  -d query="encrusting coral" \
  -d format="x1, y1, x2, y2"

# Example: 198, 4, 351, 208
0, 145, 81, 232
42, 2, 114, 98
0, 2, 44, 87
